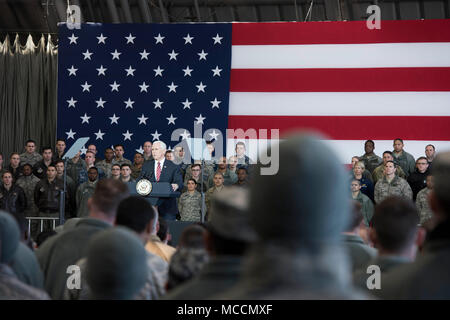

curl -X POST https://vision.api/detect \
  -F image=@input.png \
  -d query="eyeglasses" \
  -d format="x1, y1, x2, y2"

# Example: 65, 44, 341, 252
417, 162, 428, 165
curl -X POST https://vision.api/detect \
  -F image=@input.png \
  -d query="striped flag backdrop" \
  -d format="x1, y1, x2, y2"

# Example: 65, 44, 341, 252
58, 20, 450, 163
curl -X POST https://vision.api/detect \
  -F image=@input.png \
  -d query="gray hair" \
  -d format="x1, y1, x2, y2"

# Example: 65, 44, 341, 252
153, 140, 167, 151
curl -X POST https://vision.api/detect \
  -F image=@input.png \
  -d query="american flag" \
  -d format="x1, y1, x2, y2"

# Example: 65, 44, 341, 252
57, 23, 231, 160
58, 20, 450, 162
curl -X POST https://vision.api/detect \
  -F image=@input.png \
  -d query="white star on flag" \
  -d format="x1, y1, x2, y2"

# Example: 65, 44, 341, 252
182, 66, 193, 77
168, 50, 179, 61
209, 130, 220, 140
82, 50, 93, 60
212, 34, 223, 44
196, 82, 206, 93
123, 130, 133, 141
154, 33, 164, 44
95, 97, 106, 108
125, 33, 136, 44
139, 49, 150, 60
153, 99, 163, 109
212, 66, 222, 77
180, 130, 190, 140
183, 34, 194, 44
80, 113, 91, 124
96, 65, 107, 76
110, 81, 120, 92
137, 114, 148, 125
81, 82, 92, 92
125, 66, 136, 76
109, 114, 120, 124
67, 97, 77, 108
139, 82, 149, 92
94, 129, 105, 140
124, 98, 135, 109
210, 98, 221, 108
154, 66, 164, 77
198, 50, 208, 60
97, 34, 107, 44
182, 99, 192, 109
136, 146, 144, 154
111, 49, 122, 60
167, 82, 178, 93
167, 114, 177, 125
66, 129, 76, 139
67, 66, 77, 76
80, 146, 87, 155
195, 114, 206, 124
68, 34, 78, 44
151, 130, 161, 140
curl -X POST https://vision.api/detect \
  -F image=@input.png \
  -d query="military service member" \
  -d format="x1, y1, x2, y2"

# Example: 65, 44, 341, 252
205, 172, 226, 220
372, 151, 406, 184
178, 179, 202, 222
7, 153, 23, 182
351, 179, 374, 227
207, 157, 237, 189
53, 139, 66, 162
114, 144, 132, 166
33, 147, 54, 179
20, 140, 43, 167
111, 164, 121, 180
16, 164, 40, 232
76, 167, 98, 218
392, 138, 416, 178
359, 140, 383, 173
374, 161, 413, 204
0, 171, 26, 219
120, 164, 135, 183
96, 148, 115, 178
131, 152, 144, 180
416, 175, 434, 226
142, 141, 153, 161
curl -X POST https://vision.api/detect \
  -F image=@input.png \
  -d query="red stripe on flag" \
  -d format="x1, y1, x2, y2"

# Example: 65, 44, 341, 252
232, 20, 450, 45
230, 68, 450, 92
227, 116, 450, 140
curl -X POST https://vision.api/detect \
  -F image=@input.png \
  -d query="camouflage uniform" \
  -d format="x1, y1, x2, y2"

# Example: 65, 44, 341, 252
352, 191, 374, 226
95, 160, 114, 178
393, 150, 416, 178
416, 187, 433, 225
143, 154, 153, 162
20, 152, 42, 167
207, 169, 238, 189
16, 174, 40, 238
185, 163, 215, 183
76, 180, 97, 217
64, 251, 168, 300
205, 186, 225, 220
114, 157, 132, 166
359, 153, 383, 173
178, 190, 202, 222
374, 175, 413, 204
131, 164, 142, 180
372, 163, 406, 184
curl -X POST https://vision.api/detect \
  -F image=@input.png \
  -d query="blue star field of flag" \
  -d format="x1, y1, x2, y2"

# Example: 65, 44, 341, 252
57, 23, 231, 159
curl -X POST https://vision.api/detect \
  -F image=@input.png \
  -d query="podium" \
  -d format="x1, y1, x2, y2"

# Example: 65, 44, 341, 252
127, 181, 181, 206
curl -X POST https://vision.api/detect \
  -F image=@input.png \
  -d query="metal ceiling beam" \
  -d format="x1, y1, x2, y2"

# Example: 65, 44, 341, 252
138, 0, 152, 22
106, 0, 121, 22
120, 0, 133, 22
158, 0, 169, 22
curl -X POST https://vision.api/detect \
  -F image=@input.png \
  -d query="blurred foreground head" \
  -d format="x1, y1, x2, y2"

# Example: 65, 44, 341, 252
0, 210, 20, 264
250, 133, 349, 248
430, 151, 450, 222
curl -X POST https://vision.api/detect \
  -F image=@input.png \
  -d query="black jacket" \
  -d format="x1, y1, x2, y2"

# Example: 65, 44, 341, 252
0, 184, 27, 216
407, 169, 429, 201
34, 179, 65, 212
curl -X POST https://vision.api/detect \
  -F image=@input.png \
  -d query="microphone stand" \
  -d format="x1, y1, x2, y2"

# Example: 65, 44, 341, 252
200, 158, 206, 223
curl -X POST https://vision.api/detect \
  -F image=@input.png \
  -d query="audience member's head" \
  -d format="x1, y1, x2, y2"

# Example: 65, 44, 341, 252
156, 217, 171, 244
178, 224, 208, 249
115, 196, 156, 244
86, 227, 148, 300
343, 201, 363, 233
87, 167, 98, 182
0, 210, 20, 264
415, 157, 429, 173
87, 179, 129, 223
25, 140, 36, 154
393, 138, 405, 152
370, 197, 421, 259
364, 140, 375, 154
111, 164, 121, 179
104, 148, 114, 162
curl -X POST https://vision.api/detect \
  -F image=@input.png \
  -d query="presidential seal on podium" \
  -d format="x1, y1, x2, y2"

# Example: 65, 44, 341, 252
136, 179, 152, 196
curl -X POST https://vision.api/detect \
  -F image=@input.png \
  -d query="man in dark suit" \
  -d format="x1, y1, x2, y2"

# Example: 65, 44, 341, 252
139, 141, 183, 220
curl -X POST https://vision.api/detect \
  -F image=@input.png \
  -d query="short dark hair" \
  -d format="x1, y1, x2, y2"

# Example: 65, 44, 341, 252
46, 164, 56, 170
394, 138, 404, 144
235, 142, 246, 149
426, 144, 435, 151
237, 167, 248, 174
88, 167, 98, 173
112, 164, 121, 169
187, 178, 197, 185
10, 152, 20, 159
56, 138, 65, 143
116, 196, 156, 234
157, 217, 169, 242
385, 160, 395, 167
22, 163, 33, 170
90, 179, 129, 217
120, 164, 131, 170
114, 144, 124, 150
208, 228, 249, 255
178, 224, 207, 249
25, 139, 36, 145
191, 164, 201, 170
165, 150, 173, 155
1, 171, 12, 179
365, 140, 375, 146
383, 151, 393, 157
372, 197, 419, 252
41, 146, 52, 154
344, 200, 363, 232
54, 160, 64, 166
351, 179, 361, 186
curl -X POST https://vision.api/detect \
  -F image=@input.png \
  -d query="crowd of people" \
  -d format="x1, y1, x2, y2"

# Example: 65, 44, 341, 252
0, 134, 449, 299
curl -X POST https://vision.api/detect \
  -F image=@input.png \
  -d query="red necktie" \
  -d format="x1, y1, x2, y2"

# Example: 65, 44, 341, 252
156, 162, 161, 182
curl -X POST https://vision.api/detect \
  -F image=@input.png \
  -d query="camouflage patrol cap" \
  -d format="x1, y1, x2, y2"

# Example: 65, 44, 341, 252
249, 132, 349, 247
0, 210, 20, 263
208, 186, 257, 243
